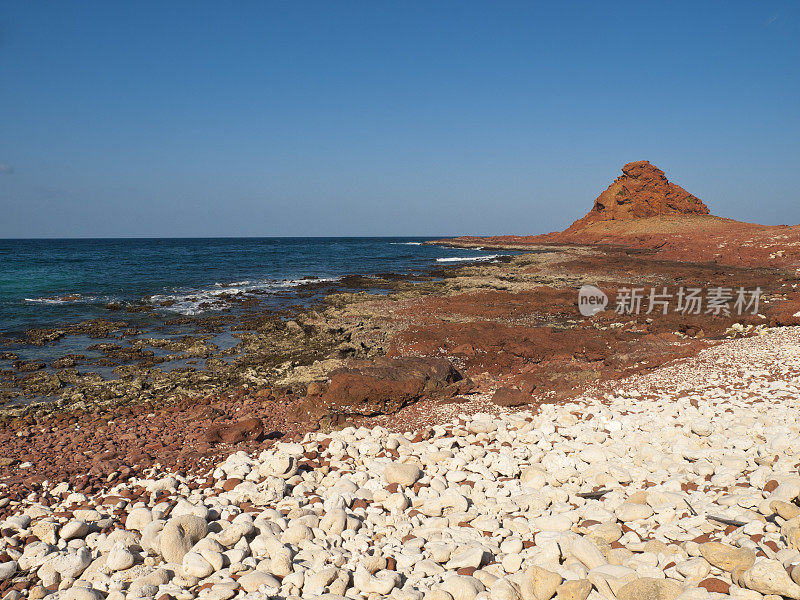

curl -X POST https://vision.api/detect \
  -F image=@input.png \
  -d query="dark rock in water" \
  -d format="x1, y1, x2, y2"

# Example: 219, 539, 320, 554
12, 360, 46, 372
292, 356, 473, 423
202, 418, 263, 445
24, 328, 66, 346
18, 371, 62, 395
126, 304, 155, 313
491, 387, 532, 407
51, 354, 85, 369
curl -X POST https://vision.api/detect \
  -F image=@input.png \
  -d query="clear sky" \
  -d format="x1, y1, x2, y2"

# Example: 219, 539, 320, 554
1, 1, 798, 238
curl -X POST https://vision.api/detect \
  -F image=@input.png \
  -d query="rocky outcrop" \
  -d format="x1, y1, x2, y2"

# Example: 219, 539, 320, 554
292, 356, 473, 425
202, 417, 263, 445
568, 160, 709, 227
432, 160, 800, 270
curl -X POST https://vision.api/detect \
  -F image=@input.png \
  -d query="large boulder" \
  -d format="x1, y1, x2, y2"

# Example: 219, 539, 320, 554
202, 418, 263, 445
292, 356, 472, 423
159, 515, 208, 564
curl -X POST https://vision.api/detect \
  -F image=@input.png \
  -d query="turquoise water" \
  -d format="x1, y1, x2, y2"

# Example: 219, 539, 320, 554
0, 238, 507, 337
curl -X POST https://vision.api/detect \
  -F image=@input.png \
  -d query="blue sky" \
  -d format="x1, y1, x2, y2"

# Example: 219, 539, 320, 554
0, 1, 798, 237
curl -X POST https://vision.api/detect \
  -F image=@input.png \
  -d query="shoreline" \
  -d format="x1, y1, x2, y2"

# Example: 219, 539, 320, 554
429, 215, 800, 272
3, 240, 799, 498
0, 251, 496, 414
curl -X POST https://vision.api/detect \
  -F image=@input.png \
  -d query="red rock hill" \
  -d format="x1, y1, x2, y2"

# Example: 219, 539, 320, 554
567, 160, 709, 229
435, 160, 800, 271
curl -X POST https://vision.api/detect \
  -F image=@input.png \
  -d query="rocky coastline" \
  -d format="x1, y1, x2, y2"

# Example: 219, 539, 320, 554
3, 239, 799, 498
0, 270, 459, 414
2, 161, 800, 599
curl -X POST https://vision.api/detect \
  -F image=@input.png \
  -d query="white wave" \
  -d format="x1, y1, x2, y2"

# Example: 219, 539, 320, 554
151, 277, 342, 315
436, 255, 502, 263
25, 297, 71, 304
389, 242, 423, 245
24, 294, 97, 304
213, 280, 252, 287
272, 277, 340, 288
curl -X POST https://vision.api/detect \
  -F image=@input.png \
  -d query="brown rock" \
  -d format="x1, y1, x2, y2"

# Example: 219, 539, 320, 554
306, 381, 327, 396
698, 578, 729, 594
571, 160, 709, 225
222, 478, 242, 492
292, 356, 472, 421
492, 387, 532, 407
202, 418, 263, 445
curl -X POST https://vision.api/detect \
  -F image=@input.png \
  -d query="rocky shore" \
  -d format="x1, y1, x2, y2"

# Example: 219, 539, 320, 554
4, 240, 799, 499
0, 274, 438, 412
3, 160, 800, 599
1, 327, 800, 600
3, 214, 800, 482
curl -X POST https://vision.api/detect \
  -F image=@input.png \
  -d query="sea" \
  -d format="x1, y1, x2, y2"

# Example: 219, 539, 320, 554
0, 237, 507, 338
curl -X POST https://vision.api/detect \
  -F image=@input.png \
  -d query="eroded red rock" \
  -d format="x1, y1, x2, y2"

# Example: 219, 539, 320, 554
203, 418, 263, 445
699, 578, 730, 594
292, 356, 473, 422
491, 387, 533, 407
438, 161, 800, 271
571, 160, 709, 225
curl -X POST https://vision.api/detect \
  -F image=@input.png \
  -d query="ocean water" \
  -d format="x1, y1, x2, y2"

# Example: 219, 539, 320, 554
0, 238, 507, 337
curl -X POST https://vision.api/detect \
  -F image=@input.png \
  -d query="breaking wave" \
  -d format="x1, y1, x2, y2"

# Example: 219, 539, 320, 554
24, 294, 101, 305
435, 255, 502, 263
150, 277, 341, 315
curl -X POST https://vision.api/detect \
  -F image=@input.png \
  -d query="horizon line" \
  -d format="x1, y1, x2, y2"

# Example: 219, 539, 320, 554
0, 234, 469, 241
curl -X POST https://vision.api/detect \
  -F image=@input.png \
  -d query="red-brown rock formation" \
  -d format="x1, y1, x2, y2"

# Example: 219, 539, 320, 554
567, 160, 709, 228
437, 161, 800, 270
290, 356, 474, 425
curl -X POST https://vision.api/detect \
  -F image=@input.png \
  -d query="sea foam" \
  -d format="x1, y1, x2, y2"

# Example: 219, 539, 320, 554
151, 277, 341, 315
435, 255, 502, 263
